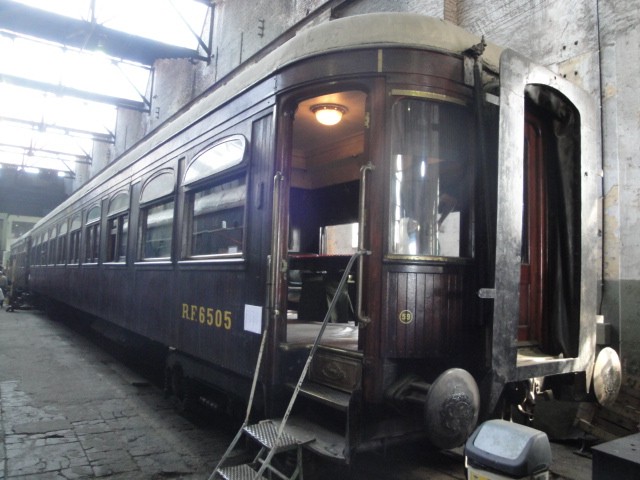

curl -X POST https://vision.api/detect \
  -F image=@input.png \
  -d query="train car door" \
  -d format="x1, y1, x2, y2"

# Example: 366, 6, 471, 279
277, 88, 369, 337
270, 87, 373, 404
487, 48, 601, 412
519, 114, 547, 345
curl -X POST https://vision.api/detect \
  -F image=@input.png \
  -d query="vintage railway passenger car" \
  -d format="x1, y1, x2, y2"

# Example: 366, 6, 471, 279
10, 13, 620, 460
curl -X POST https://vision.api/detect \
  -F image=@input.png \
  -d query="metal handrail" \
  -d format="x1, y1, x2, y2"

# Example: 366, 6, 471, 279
269, 172, 284, 318
357, 162, 374, 326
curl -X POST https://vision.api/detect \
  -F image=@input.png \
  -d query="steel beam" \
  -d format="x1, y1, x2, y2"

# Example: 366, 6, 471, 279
0, 0, 207, 65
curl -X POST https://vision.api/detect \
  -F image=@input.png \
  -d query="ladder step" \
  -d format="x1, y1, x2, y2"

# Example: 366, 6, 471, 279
288, 382, 351, 411
216, 464, 269, 480
244, 420, 302, 451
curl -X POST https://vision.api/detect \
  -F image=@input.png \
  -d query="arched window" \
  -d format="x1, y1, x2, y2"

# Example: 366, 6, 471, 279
57, 221, 68, 265
139, 170, 175, 260
107, 191, 130, 263
184, 135, 246, 184
183, 136, 247, 258
48, 227, 57, 265
69, 214, 82, 264
84, 205, 101, 263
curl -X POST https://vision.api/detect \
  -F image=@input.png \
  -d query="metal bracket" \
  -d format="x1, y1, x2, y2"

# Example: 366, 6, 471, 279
477, 288, 496, 299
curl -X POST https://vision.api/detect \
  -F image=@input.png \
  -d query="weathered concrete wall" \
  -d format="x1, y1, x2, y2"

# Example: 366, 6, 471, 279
459, 0, 639, 373
329, 0, 444, 18
85, 0, 638, 372
598, 0, 640, 375
458, 1, 601, 95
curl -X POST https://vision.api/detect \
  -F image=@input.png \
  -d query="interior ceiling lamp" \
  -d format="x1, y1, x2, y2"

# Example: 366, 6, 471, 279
310, 103, 347, 126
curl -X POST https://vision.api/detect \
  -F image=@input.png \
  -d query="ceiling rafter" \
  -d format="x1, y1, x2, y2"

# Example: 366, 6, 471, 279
0, 72, 149, 112
0, 0, 209, 65
0, 0, 213, 177
0, 116, 115, 144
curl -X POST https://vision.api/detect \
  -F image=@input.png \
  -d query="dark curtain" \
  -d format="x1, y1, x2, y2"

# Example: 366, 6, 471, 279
526, 85, 582, 357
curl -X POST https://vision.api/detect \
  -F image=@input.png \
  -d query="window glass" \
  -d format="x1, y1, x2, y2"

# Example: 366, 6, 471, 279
84, 223, 100, 263
189, 176, 246, 257
108, 191, 130, 215
84, 207, 101, 264
48, 228, 57, 265
57, 234, 67, 264
184, 136, 246, 185
389, 98, 471, 257
41, 240, 48, 265
69, 230, 81, 264
140, 171, 174, 204
70, 215, 81, 231
141, 199, 173, 259
86, 205, 101, 224
107, 213, 129, 262
55, 223, 67, 265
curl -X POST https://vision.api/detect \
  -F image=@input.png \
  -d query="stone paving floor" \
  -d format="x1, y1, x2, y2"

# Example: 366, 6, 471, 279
0, 307, 237, 479
0, 307, 594, 479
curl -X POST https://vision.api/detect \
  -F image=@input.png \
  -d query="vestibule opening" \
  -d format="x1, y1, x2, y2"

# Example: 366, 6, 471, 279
518, 85, 582, 360
283, 90, 367, 351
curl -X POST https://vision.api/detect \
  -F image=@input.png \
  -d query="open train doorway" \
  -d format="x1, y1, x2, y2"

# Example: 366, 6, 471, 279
282, 89, 368, 353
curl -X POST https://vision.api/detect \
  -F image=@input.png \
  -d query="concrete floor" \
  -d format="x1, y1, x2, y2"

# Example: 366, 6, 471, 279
0, 307, 594, 479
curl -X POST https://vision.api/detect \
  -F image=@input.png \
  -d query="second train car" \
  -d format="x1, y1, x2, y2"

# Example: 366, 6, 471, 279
10, 13, 621, 460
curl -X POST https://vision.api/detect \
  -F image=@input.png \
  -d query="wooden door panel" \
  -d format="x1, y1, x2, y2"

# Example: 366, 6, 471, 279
383, 264, 467, 358
519, 118, 547, 344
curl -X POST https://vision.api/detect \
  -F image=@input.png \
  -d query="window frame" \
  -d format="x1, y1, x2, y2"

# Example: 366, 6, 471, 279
386, 94, 474, 261
48, 227, 57, 266
84, 205, 102, 264
57, 221, 68, 265
138, 170, 176, 262
106, 191, 130, 264
182, 135, 248, 261
68, 215, 82, 265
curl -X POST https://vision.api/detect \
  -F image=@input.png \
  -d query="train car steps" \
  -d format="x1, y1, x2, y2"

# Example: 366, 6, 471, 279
209, 251, 363, 480
215, 420, 311, 480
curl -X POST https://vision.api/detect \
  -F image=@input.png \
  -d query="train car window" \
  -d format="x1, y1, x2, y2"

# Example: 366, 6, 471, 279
107, 192, 130, 263
183, 135, 246, 185
140, 199, 174, 259
41, 232, 48, 266
187, 176, 246, 257
32, 235, 40, 266
388, 98, 472, 258
182, 137, 248, 259
48, 228, 57, 265
108, 192, 130, 215
139, 170, 176, 261
86, 205, 101, 224
57, 222, 68, 265
70, 215, 82, 231
107, 214, 129, 262
84, 205, 101, 264
140, 170, 175, 204
69, 215, 81, 264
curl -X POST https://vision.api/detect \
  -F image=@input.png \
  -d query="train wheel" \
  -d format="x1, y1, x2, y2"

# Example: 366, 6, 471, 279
592, 347, 622, 407
424, 368, 480, 449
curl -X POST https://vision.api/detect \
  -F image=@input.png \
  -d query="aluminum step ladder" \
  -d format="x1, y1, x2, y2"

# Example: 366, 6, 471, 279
216, 420, 308, 480
208, 250, 365, 480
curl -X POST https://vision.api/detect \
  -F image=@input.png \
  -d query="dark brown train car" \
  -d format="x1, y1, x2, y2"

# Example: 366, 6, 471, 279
12, 13, 620, 462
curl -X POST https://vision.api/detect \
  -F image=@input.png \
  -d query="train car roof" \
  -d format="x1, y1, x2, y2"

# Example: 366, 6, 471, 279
31, 13, 501, 234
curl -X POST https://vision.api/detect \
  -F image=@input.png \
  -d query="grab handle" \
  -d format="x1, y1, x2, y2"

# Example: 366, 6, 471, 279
357, 162, 374, 327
